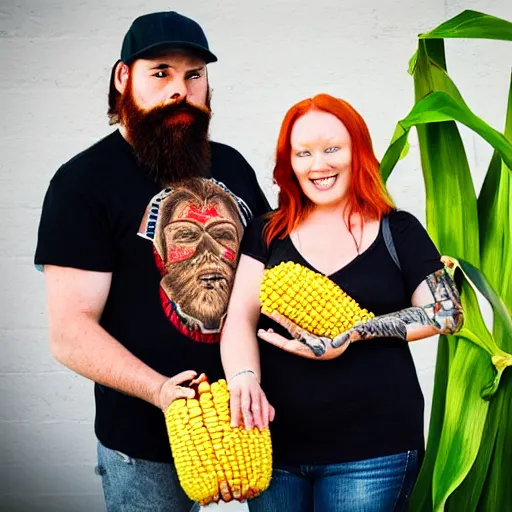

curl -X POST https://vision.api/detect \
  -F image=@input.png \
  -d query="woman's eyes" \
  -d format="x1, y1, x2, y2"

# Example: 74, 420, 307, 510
296, 147, 340, 157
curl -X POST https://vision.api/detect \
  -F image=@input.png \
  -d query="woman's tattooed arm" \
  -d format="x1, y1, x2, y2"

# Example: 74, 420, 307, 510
258, 266, 464, 359
331, 267, 464, 348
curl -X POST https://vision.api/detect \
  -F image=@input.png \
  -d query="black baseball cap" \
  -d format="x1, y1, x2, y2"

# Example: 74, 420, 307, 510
120, 11, 218, 65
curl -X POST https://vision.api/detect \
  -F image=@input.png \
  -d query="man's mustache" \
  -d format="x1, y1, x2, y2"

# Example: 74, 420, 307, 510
142, 98, 211, 123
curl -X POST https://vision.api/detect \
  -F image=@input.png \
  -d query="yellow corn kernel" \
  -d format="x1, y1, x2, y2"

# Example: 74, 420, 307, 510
165, 375, 272, 506
260, 262, 374, 338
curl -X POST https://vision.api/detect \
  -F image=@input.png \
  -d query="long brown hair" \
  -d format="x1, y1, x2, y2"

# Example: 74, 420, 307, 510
264, 93, 395, 246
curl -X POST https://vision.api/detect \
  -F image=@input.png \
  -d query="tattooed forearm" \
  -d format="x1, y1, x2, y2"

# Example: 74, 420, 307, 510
261, 266, 463, 358
332, 267, 463, 348
423, 267, 463, 333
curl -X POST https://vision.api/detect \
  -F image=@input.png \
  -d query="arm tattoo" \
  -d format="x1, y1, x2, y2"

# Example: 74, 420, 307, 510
331, 267, 463, 348
295, 332, 328, 357
266, 310, 329, 357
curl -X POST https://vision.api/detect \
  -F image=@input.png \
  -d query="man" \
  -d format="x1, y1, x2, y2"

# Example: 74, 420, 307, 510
34, 11, 269, 511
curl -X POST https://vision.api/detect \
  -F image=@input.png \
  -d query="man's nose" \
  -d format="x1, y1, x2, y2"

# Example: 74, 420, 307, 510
168, 79, 187, 102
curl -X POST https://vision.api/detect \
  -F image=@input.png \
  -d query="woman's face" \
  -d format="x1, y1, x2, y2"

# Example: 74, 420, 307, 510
290, 109, 352, 209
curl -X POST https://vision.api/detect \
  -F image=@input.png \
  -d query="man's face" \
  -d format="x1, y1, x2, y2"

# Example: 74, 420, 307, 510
115, 50, 212, 186
128, 50, 209, 111
160, 196, 242, 331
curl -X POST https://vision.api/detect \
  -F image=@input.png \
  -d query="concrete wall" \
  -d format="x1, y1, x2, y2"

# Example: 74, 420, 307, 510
1, 0, 511, 510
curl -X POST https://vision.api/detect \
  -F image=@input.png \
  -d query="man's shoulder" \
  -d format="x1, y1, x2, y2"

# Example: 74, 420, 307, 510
52, 130, 125, 186
210, 140, 248, 165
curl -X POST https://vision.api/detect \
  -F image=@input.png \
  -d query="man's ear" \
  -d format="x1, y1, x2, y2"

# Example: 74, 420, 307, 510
115, 61, 130, 95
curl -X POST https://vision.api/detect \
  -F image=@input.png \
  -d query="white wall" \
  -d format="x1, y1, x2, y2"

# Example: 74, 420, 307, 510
1, 0, 511, 510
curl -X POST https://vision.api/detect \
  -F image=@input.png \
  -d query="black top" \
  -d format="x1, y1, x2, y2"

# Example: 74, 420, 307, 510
241, 210, 443, 466
34, 130, 270, 462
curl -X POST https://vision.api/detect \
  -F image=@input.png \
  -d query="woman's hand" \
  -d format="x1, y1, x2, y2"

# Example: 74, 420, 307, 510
258, 310, 352, 359
228, 371, 275, 431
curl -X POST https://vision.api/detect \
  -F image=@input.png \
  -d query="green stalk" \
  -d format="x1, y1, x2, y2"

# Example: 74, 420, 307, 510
379, 10, 512, 511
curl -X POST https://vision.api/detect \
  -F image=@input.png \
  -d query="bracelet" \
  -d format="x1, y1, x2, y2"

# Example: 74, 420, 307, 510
228, 369, 259, 383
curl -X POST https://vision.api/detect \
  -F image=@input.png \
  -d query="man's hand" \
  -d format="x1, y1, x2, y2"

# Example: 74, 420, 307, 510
155, 370, 198, 411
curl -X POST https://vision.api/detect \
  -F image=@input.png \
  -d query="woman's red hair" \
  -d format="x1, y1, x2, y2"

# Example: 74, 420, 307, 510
264, 94, 395, 246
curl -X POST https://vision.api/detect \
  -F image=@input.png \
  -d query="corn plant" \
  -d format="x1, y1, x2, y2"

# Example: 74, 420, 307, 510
380, 10, 512, 511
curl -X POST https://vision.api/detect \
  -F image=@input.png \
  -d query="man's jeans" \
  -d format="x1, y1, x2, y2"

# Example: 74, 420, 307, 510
248, 450, 419, 512
96, 441, 200, 512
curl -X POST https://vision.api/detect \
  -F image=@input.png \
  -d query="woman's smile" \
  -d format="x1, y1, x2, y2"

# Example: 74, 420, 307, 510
310, 174, 338, 190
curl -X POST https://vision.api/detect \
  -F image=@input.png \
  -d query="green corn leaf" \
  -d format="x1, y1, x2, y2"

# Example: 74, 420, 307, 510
403, 40, 488, 511
427, 258, 512, 510
380, 91, 512, 186
383, 11, 512, 511
382, 39, 483, 265
409, 334, 454, 511
458, 259, 512, 342
475, 374, 512, 511
449, 73, 512, 512
418, 10, 512, 41
430, 339, 493, 511
478, 72, 512, 312
415, 257, 512, 511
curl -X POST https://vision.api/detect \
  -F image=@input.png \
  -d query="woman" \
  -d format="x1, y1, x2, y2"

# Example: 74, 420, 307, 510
220, 94, 463, 511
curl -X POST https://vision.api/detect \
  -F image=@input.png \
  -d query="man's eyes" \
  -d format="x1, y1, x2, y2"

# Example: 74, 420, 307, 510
152, 72, 202, 80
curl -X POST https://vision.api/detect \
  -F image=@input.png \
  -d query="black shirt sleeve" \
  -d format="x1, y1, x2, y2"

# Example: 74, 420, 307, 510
34, 167, 115, 272
238, 153, 271, 218
240, 214, 270, 264
389, 210, 443, 296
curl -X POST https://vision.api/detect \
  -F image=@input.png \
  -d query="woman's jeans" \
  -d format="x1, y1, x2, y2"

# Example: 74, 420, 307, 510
96, 441, 200, 512
248, 450, 419, 512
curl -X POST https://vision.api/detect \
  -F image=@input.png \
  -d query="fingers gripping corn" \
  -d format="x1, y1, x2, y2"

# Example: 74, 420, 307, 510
260, 261, 374, 338
165, 375, 272, 506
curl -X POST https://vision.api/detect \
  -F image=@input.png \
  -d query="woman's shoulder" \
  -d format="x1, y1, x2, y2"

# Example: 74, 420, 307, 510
240, 211, 277, 263
246, 211, 274, 234
387, 209, 426, 234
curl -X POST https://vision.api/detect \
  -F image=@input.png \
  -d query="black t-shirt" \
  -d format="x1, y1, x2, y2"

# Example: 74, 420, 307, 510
34, 130, 270, 462
241, 210, 443, 466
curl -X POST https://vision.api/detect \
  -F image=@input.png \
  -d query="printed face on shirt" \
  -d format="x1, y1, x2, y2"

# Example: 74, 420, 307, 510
290, 109, 352, 209
139, 178, 245, 342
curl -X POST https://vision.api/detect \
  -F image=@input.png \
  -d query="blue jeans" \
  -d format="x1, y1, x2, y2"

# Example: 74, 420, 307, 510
96, 441, 200, 512
248, 450, 418, 512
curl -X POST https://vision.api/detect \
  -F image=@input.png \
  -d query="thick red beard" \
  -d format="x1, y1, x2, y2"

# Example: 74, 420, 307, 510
117, 82, 212, 187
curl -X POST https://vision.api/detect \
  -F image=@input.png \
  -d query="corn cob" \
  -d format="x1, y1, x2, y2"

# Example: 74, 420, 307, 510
260, 261, 374, 338
164, 374, 272, 506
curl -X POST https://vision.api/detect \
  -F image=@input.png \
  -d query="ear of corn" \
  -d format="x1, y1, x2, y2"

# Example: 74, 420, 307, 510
260, 261, 374, 338
164, 375, 272, 506
380, 10, 512, 511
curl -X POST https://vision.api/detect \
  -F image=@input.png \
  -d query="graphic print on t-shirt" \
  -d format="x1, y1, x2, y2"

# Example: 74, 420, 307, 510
138, 178, 252, 343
